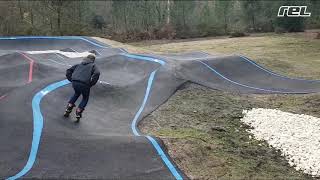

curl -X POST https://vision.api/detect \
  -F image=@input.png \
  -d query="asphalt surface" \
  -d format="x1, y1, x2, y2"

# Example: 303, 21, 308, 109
0, 36, 320, 180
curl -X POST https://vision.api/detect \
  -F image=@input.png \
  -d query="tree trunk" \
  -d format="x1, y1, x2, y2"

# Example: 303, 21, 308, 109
182, 4, 186, 28
18, 0, 23, 20
123, 5, 128, 33
224, 13, 228, 34
251, 13, 255, 30
155, 2, 161, 24
30, 8, 34, 26
166, 0, 170, 25
78, 1, 82, 22
56, 0, 62, 35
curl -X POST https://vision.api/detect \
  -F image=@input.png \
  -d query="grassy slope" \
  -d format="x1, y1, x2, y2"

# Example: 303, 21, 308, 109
140, 85, 320, 180
94, 33, 320, 179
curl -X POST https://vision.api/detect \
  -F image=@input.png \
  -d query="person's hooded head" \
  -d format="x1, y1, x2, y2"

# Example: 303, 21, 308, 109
82, 53, 96, 64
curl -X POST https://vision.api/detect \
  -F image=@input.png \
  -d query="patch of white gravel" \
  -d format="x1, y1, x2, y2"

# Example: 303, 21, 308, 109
241, 108, 320, 177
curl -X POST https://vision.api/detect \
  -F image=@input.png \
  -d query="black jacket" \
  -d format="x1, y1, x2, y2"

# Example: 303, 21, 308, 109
66, 58, 100, 87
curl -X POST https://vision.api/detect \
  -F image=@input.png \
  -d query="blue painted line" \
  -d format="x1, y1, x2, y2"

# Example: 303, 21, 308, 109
122, 53, 166, 66
5, 36, 315, 180
5, 36, 182, 180
126, 53, 183, 179
7, 79, 70, 180
146, 136, 183, 180
197, 60, 311, 94
130, 70, 183, 180
0, 36, 108, 49
131, 71, 157, 136
238, 55, 320, 82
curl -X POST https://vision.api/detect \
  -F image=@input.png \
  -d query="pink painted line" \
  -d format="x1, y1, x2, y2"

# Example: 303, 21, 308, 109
0, 94, 6, 100
0, 53, 35, 101
19, 53, 34, 83
28, 60, 34, 83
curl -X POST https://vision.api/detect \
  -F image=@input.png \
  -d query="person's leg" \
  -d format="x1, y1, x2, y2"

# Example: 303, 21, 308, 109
75, 85, 90, 121
64, 82, 81, 117
68, 82, 81, 105
78, 86, 90, 110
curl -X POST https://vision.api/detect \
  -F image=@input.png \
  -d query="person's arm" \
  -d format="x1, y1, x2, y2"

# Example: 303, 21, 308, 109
90, 65, 100, 87
66, 65, 77, 82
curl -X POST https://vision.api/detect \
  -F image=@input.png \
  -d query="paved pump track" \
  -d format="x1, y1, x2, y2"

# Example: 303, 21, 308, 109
0, 37, 320, 180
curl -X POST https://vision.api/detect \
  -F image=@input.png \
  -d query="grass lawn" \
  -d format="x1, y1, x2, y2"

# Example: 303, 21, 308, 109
94, 32, 320, 179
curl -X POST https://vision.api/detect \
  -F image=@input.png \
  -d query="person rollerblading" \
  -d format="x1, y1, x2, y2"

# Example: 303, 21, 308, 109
64, 53, 100, 123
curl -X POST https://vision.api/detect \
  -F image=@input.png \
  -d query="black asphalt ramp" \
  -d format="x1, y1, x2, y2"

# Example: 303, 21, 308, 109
1, 36, 320, 179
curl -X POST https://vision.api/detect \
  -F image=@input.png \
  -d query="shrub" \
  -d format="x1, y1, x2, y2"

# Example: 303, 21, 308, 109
274, 27, 286, 34
229, 31, 247, 38
316, 32, 320, 39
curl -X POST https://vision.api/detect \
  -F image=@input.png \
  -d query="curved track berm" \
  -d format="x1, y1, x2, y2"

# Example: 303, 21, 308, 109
0, 37, 319, 180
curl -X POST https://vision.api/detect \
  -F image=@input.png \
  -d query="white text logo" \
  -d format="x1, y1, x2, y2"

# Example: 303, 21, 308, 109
278, 6, 311, 17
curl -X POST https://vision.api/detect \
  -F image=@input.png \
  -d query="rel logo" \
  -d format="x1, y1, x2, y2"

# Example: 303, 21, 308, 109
278, 6, 311, 17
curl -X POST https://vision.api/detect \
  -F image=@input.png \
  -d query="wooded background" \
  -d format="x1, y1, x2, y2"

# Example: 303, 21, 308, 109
0, 0, 319, 42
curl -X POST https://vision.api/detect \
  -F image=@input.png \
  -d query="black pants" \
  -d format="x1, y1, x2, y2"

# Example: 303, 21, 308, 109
68, 81, 90, 110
